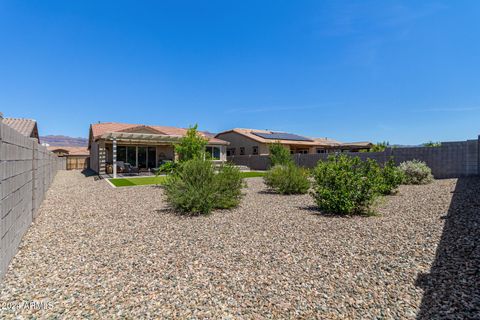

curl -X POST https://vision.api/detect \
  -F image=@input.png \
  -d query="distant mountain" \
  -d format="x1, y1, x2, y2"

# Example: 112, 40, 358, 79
40, 135, 88, 147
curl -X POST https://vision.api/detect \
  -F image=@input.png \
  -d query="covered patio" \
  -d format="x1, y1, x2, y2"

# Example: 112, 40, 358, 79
97, 131, 227, 178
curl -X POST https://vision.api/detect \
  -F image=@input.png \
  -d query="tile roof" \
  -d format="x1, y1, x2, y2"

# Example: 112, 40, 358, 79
3, 118, 38, 138
48, 146, 90, 156
90, 122, 228, 145
216, 128, 343, 147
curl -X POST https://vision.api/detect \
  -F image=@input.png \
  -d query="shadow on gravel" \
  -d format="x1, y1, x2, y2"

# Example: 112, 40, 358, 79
81, 168, 97, 177
416, 177, 480, 319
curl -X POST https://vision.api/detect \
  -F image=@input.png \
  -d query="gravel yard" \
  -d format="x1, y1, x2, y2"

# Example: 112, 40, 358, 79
0, 170, 478, 319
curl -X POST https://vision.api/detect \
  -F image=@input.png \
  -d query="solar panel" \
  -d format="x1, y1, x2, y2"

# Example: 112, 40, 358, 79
252, 132, 313, 142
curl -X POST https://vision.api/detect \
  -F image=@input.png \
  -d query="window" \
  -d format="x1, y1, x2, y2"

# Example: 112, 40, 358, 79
316, 148, 326, 154
117, 146, 127, 162
206, 146, 221, 160
227, 148, 236, 156
252, 146, 259, 155
240, 147, 245, 155
148, 147, 156, 168
127, 147, 136, 166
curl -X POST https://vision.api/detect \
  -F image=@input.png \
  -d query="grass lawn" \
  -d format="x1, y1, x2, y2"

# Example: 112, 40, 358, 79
239, 171, 266, 178
109, 176, 167, 187
108, 171, 266, 187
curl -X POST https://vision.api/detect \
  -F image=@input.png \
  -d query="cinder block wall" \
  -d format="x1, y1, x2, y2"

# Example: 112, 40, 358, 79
227, 138, 480, 178
0, 122, 65, 278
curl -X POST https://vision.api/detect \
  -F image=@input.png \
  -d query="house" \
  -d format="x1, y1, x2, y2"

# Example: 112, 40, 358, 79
2, 117, 40, 143
215, 128, 372, 156
48, 146, 90, 170
88, 122, 229, 175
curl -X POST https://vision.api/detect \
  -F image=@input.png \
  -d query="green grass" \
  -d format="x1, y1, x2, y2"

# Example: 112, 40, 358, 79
239, 171, 266, 178
108, 171, 266, 187
109, 176, 167, 187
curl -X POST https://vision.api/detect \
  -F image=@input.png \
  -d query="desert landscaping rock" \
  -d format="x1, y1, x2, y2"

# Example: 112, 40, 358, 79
0, 171, 477, 319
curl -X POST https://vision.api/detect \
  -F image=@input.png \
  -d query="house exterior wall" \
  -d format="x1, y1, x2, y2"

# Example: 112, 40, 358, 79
215, 132, 269, 156
89, 140, 99, 173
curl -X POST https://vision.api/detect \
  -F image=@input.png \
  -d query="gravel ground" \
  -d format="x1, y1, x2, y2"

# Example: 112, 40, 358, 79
0, 171, 473, 319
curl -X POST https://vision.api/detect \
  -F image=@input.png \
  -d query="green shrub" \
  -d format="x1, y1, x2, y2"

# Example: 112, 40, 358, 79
423, 141, 441, 147
268, 141, 293, 166
174, 124, 208, 162
311, 155, 382, 215
164, 159, 244, 215
264, 164, 310, 194
399, 160, 433, 185
378, 158, 404, 195
156, 161, 177, 175
370, 141, 390, 152
214, 163, 245, 209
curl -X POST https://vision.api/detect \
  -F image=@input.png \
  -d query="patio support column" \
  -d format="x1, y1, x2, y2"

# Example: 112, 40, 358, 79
112, 138, 117, 178
98, 140, 106, 175
221, 145, 227, 161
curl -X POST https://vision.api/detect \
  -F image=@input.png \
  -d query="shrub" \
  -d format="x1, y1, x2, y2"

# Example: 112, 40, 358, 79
174, 124, 208, 162
164, 159, 244, 215
268, 141, 293, 166
399, 160, 433, 185
214, 163, 245, 209
156, 161, 177, 175
370, 141, 390, 152
423, 141, 441, 147
311, 155, 382, 215
264, 163, 310, 194
378, 158, 404, 195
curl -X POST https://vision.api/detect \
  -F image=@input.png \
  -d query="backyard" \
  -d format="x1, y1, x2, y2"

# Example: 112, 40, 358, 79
0, 170, 478, 318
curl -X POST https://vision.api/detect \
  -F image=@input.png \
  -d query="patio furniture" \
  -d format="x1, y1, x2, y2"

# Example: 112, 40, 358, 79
123, 163, 140, 175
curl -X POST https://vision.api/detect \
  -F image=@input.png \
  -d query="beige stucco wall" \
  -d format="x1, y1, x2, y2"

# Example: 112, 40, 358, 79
215, 132, 269, 155
89, 140, 99, 173
157, 145, 175, 161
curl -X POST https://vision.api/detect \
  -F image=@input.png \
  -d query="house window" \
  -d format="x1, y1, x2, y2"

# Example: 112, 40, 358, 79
252, 146, 259, 155
206, 146, 221, 160
117, 146, 127, 162
240, 147, 245, 155
316, 148, 326, 154
227, 148, 236, 156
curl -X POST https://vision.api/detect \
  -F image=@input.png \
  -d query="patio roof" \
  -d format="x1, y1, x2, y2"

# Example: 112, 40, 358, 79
100, 131, 183, 142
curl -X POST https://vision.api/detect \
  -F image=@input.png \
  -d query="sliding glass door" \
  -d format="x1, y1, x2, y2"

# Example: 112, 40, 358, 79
114, 145, 157, 168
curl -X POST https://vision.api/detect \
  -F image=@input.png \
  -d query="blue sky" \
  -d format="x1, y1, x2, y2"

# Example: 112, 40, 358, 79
1, 1, 479, 144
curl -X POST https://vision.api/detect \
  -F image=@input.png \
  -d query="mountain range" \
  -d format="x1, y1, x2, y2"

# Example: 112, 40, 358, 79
40, 135, 88, 147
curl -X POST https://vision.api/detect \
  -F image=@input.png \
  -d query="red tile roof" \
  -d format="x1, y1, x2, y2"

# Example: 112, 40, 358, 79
90, 122, 228, 145
3, 118, 39, 140
48, 146, 90, 156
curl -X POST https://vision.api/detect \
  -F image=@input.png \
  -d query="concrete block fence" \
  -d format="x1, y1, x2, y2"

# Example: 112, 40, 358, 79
228, 137, 480, 179
0, 121, 65, 278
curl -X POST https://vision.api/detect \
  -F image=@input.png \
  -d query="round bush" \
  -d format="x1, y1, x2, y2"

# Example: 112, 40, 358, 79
264, 164, 310, 195
311, 155, 382, 215
164, 159, 244, 215
378, 159, 405, 195
398, 160, 433, 185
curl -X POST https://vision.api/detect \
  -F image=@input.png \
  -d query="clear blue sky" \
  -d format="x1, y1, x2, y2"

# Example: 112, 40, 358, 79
1, 1, 479, 144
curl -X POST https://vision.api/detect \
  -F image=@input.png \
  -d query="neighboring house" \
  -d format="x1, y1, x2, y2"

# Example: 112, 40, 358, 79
48, 146, 90, 170
215, 128, 372, 156
88, 122, 229, 175
2, 117, 40, 143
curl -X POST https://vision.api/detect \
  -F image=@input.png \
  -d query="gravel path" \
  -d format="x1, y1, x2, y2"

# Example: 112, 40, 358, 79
0, 171, 472, 319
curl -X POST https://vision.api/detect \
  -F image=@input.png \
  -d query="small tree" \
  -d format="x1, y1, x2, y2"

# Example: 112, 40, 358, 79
268, 141, 292, 166
175, 124, 208, 162
370, 141, 390, 152
423, 141, 441, 147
